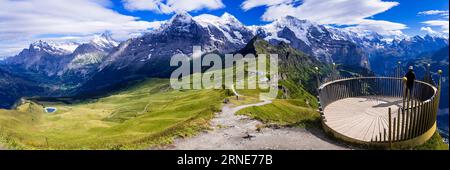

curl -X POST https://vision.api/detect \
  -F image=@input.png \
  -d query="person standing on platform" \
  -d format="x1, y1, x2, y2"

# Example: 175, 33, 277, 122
404, 66, 416, 98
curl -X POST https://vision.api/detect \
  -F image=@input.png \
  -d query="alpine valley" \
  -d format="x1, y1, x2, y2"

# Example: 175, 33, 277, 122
0, 12, 448, 149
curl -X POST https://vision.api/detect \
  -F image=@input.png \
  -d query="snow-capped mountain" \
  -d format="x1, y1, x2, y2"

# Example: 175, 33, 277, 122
194, 12, 254, 45
51, 42, 81, 54
30, 41, 79, 55
79, 12, 256, 93
3, 12, 447, 77
326, 26, 448, 57
0, 32, 119, 83
392, 35, 449, 55
326, 26, 388, 49
1, 12, 448, 96
251, 15, 448, 69
63, 32, 119, 75
369, 34, 449, 76
254, 16, 369, 67
72, 13, 449, 91
97, 12, 253, 71
90, 32, 120, 50
1, 41, 78, 76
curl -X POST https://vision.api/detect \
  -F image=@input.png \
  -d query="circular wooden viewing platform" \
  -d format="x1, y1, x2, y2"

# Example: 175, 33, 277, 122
318, 77, 441, 148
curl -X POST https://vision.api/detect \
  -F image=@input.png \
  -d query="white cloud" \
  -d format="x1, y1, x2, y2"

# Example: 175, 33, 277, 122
418, 10, 449, 18
418, 10, 449, 35
0, 0, 162, 57
241, 0, 293, 11
122, 0, 173, 13
354, 20, 407, 37
167, 0, 224, 12
242, 0, 407, 36
422, 20, 449, 34
261, 3, 297, 21
420, 27, 438, 35
122, 0, 225, 13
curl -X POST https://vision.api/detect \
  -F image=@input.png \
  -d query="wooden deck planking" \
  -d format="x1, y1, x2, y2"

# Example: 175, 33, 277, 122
323, 96, 412, 142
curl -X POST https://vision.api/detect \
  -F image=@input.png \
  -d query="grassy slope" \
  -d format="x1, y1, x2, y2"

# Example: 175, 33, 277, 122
414, 132, 449, 150
234, 38, 324, 128
0, 79, 226, 149
236, 99, 320, 128
1, 37, 443, 150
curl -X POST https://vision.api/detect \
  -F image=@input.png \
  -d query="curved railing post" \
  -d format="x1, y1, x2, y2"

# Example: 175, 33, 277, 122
388, 107, 392, 148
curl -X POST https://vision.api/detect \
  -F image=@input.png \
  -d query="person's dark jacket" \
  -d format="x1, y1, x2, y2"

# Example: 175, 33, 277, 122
405, 70, 416, 89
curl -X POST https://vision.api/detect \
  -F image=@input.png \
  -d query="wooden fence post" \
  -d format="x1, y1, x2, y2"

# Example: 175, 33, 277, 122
388, 108, 392, 149
397, 109, 401, 141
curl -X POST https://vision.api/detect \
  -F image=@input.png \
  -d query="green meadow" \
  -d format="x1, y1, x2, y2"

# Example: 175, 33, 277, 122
236, 99, 320, 127
0, 56, 444, 150
0, 79, 226, 149
0, 57, 282, 150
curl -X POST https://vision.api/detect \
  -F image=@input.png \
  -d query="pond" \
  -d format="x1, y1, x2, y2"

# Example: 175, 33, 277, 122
44, 107, 57, 113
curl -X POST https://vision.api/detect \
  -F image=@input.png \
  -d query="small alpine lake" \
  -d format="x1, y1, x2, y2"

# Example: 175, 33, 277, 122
44, 107, 57, 113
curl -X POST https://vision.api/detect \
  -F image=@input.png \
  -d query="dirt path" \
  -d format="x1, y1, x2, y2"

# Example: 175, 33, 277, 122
164, 100, 352, 150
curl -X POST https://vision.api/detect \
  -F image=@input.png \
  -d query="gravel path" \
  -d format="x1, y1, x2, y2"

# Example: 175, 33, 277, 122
164, 100, 352, 150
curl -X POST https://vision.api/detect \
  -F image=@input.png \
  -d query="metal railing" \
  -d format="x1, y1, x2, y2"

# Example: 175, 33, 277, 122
318, 76, 441, 145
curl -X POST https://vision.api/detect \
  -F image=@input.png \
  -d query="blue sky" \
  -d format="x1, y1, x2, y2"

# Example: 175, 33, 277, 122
0, 0, 448, 57
110, 0, 449, 36
369, 0, 449, 36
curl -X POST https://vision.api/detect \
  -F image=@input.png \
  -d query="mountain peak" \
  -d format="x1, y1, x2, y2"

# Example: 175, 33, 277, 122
90, 32, 119, 49
169, 12, 193, 24
409, 35, 424, 42
221, 12, 239, 23
194, 13, 245, 28
30, 40, 51, 48
29, 40, 68, 53
100, 31, 113, 39
284, 15, 298, 20
29, 40, 80, 55
279, 16, 316, 27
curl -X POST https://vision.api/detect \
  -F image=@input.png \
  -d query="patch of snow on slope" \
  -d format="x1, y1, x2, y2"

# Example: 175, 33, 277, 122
52, 42, 80, 53
194, 13, 249, 44
68, 52, 104, 70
